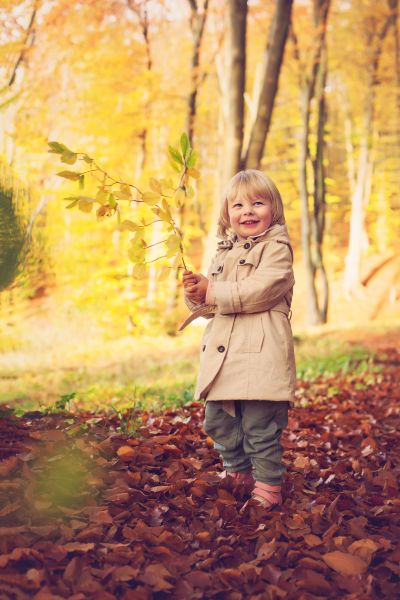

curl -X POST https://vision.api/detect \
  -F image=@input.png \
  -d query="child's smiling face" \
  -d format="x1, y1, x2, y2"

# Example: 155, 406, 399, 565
228, 193, 273, 238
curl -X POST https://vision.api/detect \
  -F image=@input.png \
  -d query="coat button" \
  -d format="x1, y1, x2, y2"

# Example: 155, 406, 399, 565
217, 345, 225, 353
217, 265, 223, 272
244, 242, 251, 249
239, 259, 245, 264
202, 345, 206, 352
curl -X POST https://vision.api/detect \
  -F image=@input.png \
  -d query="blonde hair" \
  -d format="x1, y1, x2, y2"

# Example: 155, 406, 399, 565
217, 169, 285, 239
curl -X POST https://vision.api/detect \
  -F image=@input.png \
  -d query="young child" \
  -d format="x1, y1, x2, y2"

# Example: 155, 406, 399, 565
180, 169, 296, 511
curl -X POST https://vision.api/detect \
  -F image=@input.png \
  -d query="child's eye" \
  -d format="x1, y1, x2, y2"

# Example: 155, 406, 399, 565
254, 200, 264, 205
233, 203, 242, 208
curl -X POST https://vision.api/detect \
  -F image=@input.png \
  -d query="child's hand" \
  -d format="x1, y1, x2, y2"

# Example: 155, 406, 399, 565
182, 270, 199, 288
183, 270, 209, 304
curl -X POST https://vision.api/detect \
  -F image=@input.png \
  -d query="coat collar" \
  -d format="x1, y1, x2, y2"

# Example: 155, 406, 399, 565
217, 223, 291, 251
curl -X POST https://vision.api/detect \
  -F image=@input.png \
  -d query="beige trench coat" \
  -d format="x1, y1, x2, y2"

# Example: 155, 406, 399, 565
181, 223, 296, 404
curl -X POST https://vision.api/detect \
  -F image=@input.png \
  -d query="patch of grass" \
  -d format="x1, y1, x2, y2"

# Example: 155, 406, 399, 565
71, 380, 195, 413
295, 336, 380, 379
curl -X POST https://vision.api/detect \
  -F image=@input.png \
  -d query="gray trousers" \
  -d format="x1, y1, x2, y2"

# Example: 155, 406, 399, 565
204, 400, 289, 486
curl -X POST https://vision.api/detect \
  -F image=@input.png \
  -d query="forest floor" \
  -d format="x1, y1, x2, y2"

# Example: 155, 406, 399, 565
0, 344, 399, 598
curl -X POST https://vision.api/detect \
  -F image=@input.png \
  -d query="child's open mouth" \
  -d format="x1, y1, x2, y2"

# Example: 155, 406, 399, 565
241, 221, 259, 225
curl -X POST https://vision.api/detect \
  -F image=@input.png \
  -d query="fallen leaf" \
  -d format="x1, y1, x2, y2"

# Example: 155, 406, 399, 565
116, 445, 136, 458
63, 542, 95, 553
139, 563, 174, 591
348, 538, 380, 562
322, 551, 368, 575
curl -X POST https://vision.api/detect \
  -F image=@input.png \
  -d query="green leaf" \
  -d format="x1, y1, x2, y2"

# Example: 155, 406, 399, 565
57, 170, 81, 181
108, 193, 116, 208
48, 141, 69, 154
82, 154, 93, 164
187, 150, 198, 168
180, 133, 190, 159
168, 145, 184, 165
167, 155, 182, 173
79, 174, 85, 189
61, 150, 77, 165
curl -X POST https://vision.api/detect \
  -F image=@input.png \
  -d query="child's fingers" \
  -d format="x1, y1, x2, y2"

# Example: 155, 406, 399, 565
184, 278, 198, 287
185, 286, 199, 298
183, 280, 196, 290
185, 284, 197, 294
183, 275, 199, 287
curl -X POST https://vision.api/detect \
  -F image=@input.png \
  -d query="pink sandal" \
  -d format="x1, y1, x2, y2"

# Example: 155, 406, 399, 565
218, 470, 255, 494
241, 481, 282, 511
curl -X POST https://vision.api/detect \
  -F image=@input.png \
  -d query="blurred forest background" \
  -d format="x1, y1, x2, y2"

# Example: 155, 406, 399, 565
1, 0, 399, 412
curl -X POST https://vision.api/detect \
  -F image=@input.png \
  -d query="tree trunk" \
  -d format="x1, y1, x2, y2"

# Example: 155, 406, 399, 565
296, 0, 331, 325
243, 0, 293, 169
343, 4, 396, 296
299, 85, 321, 325
341, 88, 356, 197
127, 0, 153, 177
7, 0, 40, 87
312, 41, 329, 322
223, 0, 247, 182
186, 0, 209, 141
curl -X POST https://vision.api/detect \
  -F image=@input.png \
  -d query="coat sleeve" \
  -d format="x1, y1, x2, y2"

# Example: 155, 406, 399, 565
212, 241, 294, 314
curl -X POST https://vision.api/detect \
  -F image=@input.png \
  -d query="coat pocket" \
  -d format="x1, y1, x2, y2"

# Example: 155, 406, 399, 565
229, 313, 264, 353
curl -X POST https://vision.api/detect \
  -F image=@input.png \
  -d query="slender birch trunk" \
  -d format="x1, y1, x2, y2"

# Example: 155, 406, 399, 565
343, 3, 396, 296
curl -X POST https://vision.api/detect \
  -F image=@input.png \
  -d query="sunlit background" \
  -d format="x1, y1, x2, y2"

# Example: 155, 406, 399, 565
1, 0, 399, 412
